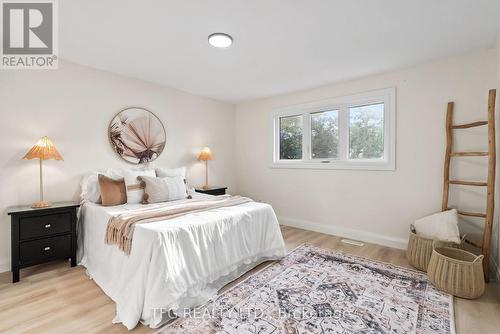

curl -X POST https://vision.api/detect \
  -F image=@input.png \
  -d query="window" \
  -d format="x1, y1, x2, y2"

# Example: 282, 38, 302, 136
272, 88, 395, 170
311, 110, 339, 159
349, 103, 384, 159
279, 115, 303, 160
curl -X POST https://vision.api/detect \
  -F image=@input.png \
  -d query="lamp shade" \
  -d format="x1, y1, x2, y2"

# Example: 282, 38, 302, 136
198, 147, 213, 161
23, 136, 63, 161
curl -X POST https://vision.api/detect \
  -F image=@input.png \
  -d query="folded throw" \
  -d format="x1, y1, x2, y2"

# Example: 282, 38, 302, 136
106, 195, 253, 254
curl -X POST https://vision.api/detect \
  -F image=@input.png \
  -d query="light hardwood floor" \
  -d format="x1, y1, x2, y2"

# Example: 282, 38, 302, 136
0, 225, 499, 333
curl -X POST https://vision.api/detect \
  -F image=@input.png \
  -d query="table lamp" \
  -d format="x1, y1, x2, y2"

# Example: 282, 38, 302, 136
23, 136, 63, 208
198, 147, 213, 189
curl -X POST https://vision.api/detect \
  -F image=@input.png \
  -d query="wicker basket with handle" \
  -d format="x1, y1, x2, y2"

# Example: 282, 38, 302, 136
406, 225, 460, 271
427, 243, 485, 299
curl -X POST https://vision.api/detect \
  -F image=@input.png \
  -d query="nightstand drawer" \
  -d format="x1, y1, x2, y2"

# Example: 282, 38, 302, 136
20, 235, 71, 265
20, 213, 71, 240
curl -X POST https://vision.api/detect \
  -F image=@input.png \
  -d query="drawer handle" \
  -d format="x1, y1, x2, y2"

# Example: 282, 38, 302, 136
45, 224, 51, 228
44, 246, 51, 251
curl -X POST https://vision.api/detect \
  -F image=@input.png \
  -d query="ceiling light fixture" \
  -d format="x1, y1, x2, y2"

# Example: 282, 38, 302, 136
208, 33, 233, 48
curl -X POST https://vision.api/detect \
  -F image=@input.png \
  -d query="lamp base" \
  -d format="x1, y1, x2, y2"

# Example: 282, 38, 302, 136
31, 201, 52, 209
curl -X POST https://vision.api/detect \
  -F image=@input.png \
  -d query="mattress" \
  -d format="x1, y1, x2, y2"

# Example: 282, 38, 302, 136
77, 193, 285, 329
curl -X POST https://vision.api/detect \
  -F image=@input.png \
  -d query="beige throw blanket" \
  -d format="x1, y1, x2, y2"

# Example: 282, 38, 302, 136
106, 195, 253, 254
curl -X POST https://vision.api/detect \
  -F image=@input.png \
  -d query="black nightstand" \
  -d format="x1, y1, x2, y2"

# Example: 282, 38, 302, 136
195, 186, 227, 196
7, 202, 80, 283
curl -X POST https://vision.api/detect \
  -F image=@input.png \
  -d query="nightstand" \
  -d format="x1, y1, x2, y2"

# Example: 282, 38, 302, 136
7, 202, 80, 283
195, 186, 227, 196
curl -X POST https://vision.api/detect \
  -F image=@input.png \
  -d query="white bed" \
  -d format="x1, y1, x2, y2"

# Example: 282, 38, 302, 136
77, 193, 285, 330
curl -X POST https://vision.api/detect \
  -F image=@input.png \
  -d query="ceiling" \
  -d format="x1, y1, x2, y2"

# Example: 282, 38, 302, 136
60, 0, 500, 103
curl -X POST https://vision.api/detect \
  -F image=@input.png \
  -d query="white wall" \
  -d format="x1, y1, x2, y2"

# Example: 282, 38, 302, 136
0, 61, 235, 272
235, 49, 497, 253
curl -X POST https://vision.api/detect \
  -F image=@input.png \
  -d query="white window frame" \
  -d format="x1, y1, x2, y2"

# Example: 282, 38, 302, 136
272, 87, 396, 171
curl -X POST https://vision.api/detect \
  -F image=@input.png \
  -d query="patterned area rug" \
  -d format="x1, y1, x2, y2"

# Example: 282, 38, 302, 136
159, 244, 454, 334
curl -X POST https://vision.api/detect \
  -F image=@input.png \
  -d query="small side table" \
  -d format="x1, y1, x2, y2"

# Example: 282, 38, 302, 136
195, 186, 227, 196
7, 202, 80, 283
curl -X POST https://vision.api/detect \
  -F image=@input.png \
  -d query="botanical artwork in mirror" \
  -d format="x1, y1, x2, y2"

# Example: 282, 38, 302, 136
109, 107, 166, 164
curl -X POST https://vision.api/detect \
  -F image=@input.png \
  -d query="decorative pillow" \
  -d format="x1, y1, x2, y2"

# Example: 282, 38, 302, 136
98, 174, 127, 206
155, 166, 186, 178
80, 169, 123, 203
413, 209, 460, 243
123, 169, 156, 204
140, 175, 187, 204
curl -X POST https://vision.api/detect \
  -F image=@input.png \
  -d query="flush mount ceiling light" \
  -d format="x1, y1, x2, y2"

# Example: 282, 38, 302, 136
208, 33, 233, 48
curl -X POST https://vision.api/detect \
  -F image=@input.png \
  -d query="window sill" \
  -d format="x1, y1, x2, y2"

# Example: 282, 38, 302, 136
270, 161, 395, 171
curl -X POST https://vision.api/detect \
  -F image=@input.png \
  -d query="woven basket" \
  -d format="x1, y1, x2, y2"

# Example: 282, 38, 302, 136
427, 245, 485, 299
406, 226, 460, 271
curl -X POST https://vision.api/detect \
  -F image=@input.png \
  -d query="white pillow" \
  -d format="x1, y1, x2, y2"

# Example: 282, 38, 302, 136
140, 175, 187, 203
123, 169, 156, 204
80, 169, 122, 203
413, 209, 460, 243
155, 166, 186, 178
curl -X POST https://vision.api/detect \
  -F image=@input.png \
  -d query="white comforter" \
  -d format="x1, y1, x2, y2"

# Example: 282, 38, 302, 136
77, 194, 285, 330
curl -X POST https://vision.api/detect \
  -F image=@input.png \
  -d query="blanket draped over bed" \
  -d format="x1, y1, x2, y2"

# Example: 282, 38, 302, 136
106, 195, 253, 254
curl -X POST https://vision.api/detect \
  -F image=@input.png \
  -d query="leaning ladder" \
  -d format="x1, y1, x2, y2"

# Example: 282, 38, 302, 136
441, 89, 496, 280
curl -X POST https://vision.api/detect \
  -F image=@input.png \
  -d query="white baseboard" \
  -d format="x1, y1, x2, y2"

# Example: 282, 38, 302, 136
0, 258, 10, 274
279, 216, 408, 250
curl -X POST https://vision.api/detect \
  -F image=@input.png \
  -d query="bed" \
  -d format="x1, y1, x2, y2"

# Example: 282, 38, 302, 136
77, 192, 285, 330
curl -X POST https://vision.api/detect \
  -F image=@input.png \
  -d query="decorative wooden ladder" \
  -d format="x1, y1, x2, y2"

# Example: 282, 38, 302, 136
442, 89, 496, 280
